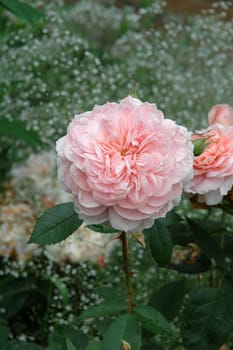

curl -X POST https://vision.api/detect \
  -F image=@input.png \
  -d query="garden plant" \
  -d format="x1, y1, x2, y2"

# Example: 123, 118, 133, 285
1, 0, 233, 350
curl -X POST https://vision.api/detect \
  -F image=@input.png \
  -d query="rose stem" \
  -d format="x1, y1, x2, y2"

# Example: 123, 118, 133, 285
220, 210, 226, 251
121, 231, 134, 313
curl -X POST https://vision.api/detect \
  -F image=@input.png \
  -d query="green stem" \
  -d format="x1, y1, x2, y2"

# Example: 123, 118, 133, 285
121, 231, 134, 313
220, 211, 226, 251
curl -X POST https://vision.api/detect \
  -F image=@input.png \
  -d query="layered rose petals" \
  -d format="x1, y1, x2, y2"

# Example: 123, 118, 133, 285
56, 96, 193, 231
208, 104, 233, 127
184, 124, 233, 205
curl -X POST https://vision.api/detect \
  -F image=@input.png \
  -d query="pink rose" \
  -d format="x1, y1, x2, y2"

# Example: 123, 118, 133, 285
56, 96, 193, 231
184, 124, 233, 205
208, 104, 233, 126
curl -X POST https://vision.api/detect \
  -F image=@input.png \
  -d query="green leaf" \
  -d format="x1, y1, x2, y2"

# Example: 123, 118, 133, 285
206, 277, 233, 346
0, 0, 43, 26
85, 342, 101, 350
143, 338, 165, 350
0, 277, 32, 319
221, 200, 233, 215
5, 341, 45, 350
48, 325, 88, 350
50, 277, 69, 306
87, 224, 121, 234
66, 338, 77, 350
29, 202, 82, 245
97, 286, 125, 303
164, 210, 183, 226
182, 277, 233, 350
80, 301, 128, 320
123, 315, 141, 350
219, 232, 233, 255
95, 318, 112, 337
186, 218, 225, 267
0, 318, 9, 348
182, 288, 218, 349
149, 280, 186, 321
133, 305, 175, 338
0, 119, 41, 148
145, 219, 173, 266
168, 222, 193, 245
102, 315, 128, 350
101, 315, 141, 350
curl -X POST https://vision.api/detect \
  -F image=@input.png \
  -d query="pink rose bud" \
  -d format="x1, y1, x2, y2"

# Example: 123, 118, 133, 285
208, 104, 233, 126
184, 124, 233, 205
56, 96, 193, 232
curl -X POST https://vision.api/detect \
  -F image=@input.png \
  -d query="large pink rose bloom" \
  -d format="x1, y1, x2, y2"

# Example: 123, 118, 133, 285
184, 124, 233, 205
56, 96, 193, 231
208, 104, 233, 126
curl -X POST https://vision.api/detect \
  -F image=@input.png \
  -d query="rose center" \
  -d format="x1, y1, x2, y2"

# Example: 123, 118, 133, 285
120, 140, 140, 157
120, 149, 127, 156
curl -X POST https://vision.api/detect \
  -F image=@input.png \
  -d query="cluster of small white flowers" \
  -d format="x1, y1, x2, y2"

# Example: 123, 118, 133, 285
0, 8, 100, 147
0, 0, 232, 159
110, 1, 233, 129
0, 0, 232, 164
0, 253, 101, 340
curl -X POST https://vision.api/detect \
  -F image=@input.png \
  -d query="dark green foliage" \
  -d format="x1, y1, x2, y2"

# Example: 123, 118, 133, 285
168, 222, 194, 246
143, 340, 165, 350
145, 219, 173, 267
206, 278, 233, 347
4, 341, 45, 350
182, 288, 218, 350
0, 254, 101, 346
80, 301, 128, 320
0, 318, 10, 348
149, 280, 186, 321
87, 224, 121, 234
0, 275, 46, 320
0, 0, 43, 26
122, 315, 142, 350
49, 276, 69, 306
0, 119, 41, 147
0, 144, 15, 186
48, 325, 88, 350
0, 318, 45, 350
221, 199, 233, 215
182, 277, 233, 350
101, 314, 141, 350
97, 286, 126, 304
0, 119, 41, 187
186, 218, 225, 268
85, 342, 101, 350
133, 305, 175, 338
29, 203, 83, 245
102, 315, 128, 350
0, 274, 53, 344
66, 338, 77, 350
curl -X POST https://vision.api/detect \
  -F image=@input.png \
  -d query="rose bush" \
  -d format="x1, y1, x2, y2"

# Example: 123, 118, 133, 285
184, 123, 233, 205
208, 104, 233, 126
56, 96, 193, 231
30, 98, 233, 350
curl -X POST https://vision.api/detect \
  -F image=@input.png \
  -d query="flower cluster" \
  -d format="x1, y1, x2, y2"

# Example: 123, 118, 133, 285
1, 0, 232, 151
57, 98, 233, 231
